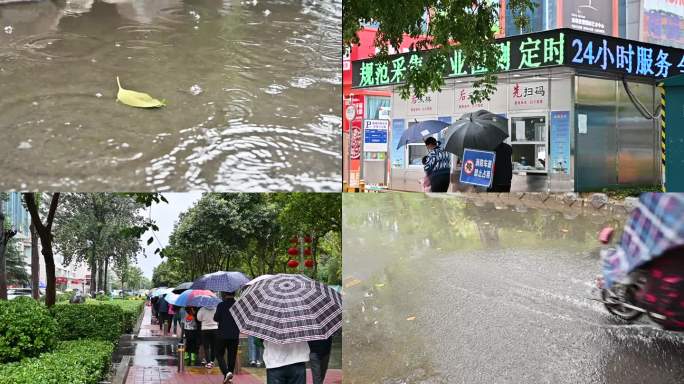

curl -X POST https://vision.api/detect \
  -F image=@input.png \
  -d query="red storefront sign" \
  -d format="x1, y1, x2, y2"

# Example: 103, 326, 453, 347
56, 277, 68, 284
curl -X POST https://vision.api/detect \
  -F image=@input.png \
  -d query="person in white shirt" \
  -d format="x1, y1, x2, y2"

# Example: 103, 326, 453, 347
196, 306, 219, 369
263, 340, 309, 384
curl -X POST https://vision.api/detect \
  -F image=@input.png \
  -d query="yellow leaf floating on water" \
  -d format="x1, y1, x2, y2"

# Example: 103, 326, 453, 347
343, 277, 362, 288
116, 76, 165, 108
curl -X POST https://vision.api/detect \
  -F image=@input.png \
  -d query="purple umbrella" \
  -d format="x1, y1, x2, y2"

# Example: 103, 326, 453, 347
190, 271, 250, 293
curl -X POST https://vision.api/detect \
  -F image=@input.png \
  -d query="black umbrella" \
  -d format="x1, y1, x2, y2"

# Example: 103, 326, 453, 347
171, 282, 193, 294
443, 109, 509, 157
395, 120, 450, 149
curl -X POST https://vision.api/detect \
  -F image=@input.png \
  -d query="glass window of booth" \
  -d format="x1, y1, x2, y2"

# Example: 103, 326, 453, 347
510, 116, 548, 173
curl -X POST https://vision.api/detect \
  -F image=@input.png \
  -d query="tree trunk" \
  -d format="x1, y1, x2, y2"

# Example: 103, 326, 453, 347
103, 257, 109, 294
0, 203, 7, 300
97, 258, 104, 293
312, 235, 319, 276
23, 193, 60, 307
30, 223, 40, 300
89, 254, 97, 297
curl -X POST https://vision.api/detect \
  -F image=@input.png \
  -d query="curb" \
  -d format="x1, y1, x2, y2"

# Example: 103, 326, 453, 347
111, 355, 131, 384
426, 192, 638, 217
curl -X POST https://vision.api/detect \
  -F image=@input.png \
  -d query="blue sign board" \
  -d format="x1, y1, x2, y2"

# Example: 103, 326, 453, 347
364, 129, 387, 143
459, 148, 496, 187
363, 119, 388, 152
549, 111, 570, 175
390, 119, 405, 168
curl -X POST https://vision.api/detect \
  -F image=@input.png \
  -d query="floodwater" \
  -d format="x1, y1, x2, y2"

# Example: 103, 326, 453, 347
343, 193, 684, 384
0, 0, 341, 191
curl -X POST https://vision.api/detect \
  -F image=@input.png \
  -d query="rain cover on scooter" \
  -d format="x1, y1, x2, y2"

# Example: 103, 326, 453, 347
602, 193, 684, 288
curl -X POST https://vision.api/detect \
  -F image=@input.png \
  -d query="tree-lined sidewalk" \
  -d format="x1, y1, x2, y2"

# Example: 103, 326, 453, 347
128, 305, 342, 384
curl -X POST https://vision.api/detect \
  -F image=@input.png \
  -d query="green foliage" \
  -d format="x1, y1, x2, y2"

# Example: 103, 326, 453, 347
3, 237, 29, 286
0, 339, 113, 384
156, 193, 342, 283
56, 291, 75, 303
107, 299, 144, 333
343, 0, 535, 102
50, 304, 126, 343
0, 297, 58, 363
54, 193, 145, 294
598, 185, 662, 199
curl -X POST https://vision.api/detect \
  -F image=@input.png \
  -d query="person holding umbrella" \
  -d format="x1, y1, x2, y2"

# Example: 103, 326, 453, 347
423, 137, 451, 192
213, 291, 241, 383
229, 274, 342, 384
262, 340, 310, 384
488, 142, 513, 192
197, 305, 218, 369
308, 335, 333, 384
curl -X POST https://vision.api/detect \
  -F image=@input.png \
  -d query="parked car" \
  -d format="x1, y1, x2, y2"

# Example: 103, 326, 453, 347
8, 288, 33, 300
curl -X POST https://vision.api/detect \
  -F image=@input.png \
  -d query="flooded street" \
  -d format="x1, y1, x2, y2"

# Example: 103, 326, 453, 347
0, 0, 341, 191
343, 193, 684, 384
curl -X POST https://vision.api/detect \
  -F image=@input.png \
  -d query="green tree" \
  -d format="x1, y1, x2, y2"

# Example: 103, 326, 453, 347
23, 193, 60, 307
151, 260, 183, 287
277, 193, 342, 275
4, 237, 29, 286
0, 193, 18, 300
53, 193, 144, 296
343, 0, 535, 102
116, 264, 145, 291
158, 193, 342, 284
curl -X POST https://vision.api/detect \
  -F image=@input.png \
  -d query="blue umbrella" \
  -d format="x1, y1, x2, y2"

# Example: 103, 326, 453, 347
190, 271, 250, 293
395, 120, 450, 149
186, 294, 221, 308
167, 289, 217, 307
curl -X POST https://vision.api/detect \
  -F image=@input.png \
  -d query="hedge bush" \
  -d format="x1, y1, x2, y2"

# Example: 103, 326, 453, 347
115, 300, 144, 333
82, 299, 144, 334
0, 339, 113, 384
51, 304, 125, 343
0, 297, 58, 363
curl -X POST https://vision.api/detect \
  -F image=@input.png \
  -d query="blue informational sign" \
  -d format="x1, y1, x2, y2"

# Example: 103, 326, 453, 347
364, 129, 387, 143
363, 119, 389, 152
549, 111, 570, 175
390, 119, 406, 168
460, 148, 496, 187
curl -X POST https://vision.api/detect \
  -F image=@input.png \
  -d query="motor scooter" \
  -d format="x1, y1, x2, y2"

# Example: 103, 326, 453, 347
592, 193, 684, 331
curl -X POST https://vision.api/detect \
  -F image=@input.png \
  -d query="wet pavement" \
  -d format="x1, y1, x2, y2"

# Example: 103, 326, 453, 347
0, 0, 341, 191
126, 304, 342, 383
342, 193, 684, 384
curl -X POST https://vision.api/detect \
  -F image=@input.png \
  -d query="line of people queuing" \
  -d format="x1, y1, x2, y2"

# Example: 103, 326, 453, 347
150, 291, 334, 384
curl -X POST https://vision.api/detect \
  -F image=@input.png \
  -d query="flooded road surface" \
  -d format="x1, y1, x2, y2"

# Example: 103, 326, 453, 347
343, 193, 684, 384
0, 0, 340, 191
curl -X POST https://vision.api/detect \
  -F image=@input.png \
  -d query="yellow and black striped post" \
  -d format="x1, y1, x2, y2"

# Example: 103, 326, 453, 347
659, 82, 666, 192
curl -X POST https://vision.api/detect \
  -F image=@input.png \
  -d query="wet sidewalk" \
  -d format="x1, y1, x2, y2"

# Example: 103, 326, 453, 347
125, 305, 342, 384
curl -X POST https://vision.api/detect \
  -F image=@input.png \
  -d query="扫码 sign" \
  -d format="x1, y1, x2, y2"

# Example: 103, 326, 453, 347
352, 28, 684, 88
460, 148, 496, 187
363, 119, 389, 152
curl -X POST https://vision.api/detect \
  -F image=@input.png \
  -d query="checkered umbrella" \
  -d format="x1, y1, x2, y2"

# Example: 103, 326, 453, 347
190, 271, 250, 293
230, 274, 342, 344
602, 193, 684, 288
